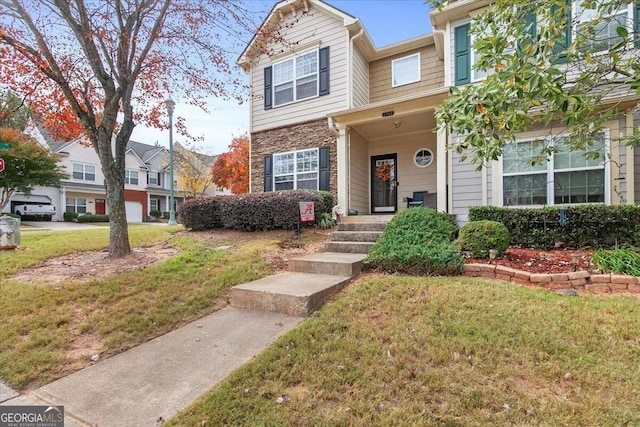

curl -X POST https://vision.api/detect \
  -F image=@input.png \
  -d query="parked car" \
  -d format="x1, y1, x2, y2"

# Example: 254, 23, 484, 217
13, 204, 56, 221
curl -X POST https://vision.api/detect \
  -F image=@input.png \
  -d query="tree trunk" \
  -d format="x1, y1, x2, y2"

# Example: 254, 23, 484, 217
103, 165, 131, 257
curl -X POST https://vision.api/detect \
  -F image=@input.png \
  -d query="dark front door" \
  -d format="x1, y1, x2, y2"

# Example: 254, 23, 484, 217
371, 153, 398, 213
95, 199, 106, 215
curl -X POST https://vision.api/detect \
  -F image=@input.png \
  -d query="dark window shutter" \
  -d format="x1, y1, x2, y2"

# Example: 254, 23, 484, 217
319, 46, 330, 96
552, 0, 572, 63
264, 66, 273, 110
264, 155, 273, 192
635, 1, 640, 47
319, 147, 329, 191
454, 24, 471, 85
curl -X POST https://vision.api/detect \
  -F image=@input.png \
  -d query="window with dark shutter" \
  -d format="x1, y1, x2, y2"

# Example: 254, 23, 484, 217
264, 67, 272, 110
454, 24, 471, 85
319, 46, 330, 96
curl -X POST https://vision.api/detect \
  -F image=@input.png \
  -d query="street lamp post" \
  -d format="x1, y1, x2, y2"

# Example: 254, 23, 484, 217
165, 96, 177, 225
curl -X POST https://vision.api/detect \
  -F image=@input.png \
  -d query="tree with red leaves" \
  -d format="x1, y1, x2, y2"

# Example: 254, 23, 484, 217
0, 1, 260, 257
211, 135, 249, 194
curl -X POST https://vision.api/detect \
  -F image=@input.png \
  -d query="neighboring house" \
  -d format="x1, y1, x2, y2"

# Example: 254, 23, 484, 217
238, 0, 640, 223
11, 123, 229, 221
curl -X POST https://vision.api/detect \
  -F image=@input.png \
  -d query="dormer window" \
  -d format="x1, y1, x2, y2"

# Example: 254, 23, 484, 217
391, 53, 420, 87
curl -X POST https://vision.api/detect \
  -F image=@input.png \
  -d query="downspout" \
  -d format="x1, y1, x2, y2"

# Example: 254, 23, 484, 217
348, 28, 364, 109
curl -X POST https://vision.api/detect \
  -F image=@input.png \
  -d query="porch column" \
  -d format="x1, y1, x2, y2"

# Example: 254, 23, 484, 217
59, 187, 66, 221
436, 127, 447, 212
336, 124, 348, 211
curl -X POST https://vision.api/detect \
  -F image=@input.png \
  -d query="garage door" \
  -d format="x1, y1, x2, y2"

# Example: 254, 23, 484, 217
125, 201, 143, 223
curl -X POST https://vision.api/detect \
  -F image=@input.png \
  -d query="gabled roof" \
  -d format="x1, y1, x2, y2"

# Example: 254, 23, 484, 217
237, 0, 361, 70
126, 140, 166, 163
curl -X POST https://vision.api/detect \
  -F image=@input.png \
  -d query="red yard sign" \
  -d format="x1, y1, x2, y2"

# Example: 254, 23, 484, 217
0, 157, 4, 172
299, 202, 315, 222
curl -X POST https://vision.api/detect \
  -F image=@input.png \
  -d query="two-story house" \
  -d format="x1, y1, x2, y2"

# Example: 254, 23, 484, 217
12, 123, 228, 221
240, 0, 640, 224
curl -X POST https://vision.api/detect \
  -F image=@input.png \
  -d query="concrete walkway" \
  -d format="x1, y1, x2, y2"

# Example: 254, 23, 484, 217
2, 308, 302, 426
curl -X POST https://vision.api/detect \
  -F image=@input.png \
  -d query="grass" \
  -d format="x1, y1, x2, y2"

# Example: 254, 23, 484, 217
592, 246, 640, 276
168, 275, 640, 426
0, 227, 280, 390
1, 225, 183, 274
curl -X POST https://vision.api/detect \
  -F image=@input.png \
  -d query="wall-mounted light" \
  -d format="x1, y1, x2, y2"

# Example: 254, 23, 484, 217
393, 121, 401, 128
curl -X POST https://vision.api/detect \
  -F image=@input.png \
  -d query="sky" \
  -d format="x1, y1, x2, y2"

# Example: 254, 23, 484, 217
129, 0, 434, 155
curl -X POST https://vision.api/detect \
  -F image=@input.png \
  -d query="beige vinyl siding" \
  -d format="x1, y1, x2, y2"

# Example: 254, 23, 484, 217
352, 46, 369, 108
250, 5, 349, 133
349, 129, 369, 214
369, 45, 444, 103
451, 150, 482, 224
369, 131, 437, 212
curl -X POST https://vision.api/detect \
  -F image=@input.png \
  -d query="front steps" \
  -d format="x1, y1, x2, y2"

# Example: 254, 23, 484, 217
230, 215, 389, 317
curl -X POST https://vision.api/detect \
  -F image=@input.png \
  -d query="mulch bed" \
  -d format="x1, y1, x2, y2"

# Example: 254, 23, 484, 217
465, 247, 593, 274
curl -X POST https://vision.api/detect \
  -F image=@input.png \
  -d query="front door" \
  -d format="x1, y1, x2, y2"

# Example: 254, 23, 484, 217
371, 154, 398, 213
95, 199, 106, 215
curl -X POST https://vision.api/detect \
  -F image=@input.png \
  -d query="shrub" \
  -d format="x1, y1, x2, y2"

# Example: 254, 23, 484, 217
458, 220, 509, 258
178, 190, 325, 231
219, 191, 325, 231
163, 211, 170, 219
592, 246, 640, 276
149, 209, 162, 219
177, 197, 225, 231
470, 205, 640, 249
364, 207, 463, 275
312, 191, 334, 213
316, 212, 335, 229
63, 211, 78, 222
77, 214, 109, 223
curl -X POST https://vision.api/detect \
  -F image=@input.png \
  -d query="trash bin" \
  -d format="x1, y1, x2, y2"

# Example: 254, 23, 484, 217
0, 215, 18, 249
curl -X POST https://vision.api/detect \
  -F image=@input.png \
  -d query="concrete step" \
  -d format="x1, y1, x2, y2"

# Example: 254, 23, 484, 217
231, 273, 351, 317
338, 222, 387, 232
330, 231, 382, 242
341, 215, 394, 223
324, 241, 375, 254
288, 252, 367, 276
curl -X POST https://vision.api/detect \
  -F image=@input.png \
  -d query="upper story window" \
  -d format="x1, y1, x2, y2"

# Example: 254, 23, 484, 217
573, 2, 633, 52
273, 148, 319, 190
125, 169, 139, 185
502, 133, 607, 206
72, 163, 96, 181
273, 50, 318, 106
264, 47, 330, 110
148, 171, 159, 186
391, 53, 421, 87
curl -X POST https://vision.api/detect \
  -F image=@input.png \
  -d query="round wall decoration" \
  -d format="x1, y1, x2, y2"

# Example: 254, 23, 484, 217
414, 148, 434, 168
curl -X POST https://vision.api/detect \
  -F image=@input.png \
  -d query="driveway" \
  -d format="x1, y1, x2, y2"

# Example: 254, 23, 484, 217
20, 221, 103, 232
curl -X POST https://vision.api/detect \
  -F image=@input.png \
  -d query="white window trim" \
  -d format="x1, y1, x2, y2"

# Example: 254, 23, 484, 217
572, 2, 634, 52
498, 132, 610, 207
72, 162, 96, 182
391, 53, 421, 88
273, 148, 320, 190
125, 169, 139, 185
66, 197, 88, 214
272, 48, 320, 108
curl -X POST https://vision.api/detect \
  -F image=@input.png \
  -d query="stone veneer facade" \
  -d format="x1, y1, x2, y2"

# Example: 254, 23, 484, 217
250, 118, 338, 198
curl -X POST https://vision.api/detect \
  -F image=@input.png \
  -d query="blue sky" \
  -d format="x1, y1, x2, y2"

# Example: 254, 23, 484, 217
130, 0, 433, 154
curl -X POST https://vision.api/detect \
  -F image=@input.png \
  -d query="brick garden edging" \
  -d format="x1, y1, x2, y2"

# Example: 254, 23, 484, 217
463, 264, 640, 294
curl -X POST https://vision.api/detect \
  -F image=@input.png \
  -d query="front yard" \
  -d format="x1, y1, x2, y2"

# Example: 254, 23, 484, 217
0, 226, 324, 390
168, 274, 640, 426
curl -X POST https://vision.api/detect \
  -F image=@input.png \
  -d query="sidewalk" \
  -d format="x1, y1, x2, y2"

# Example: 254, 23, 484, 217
1, 308, 302, 426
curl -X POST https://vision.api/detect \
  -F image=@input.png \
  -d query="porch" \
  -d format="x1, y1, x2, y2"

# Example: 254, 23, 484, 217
330, 89, 448, 216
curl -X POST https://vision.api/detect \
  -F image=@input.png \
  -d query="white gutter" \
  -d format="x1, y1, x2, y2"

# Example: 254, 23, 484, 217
348, 29, 364, 109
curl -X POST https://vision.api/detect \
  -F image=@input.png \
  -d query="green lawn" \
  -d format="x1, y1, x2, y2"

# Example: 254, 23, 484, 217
0, 226, 280, 390
168, 275, 640, 426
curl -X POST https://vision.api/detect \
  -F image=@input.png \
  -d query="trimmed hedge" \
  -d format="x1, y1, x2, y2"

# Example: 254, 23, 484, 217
63, 211, 78, 222
364, 207, 463, 276
77, 214, 109, 223
177, 190, 326, 231
458, 220, 509, 258
470, 205, 640, 249
312, 191, 334, 213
